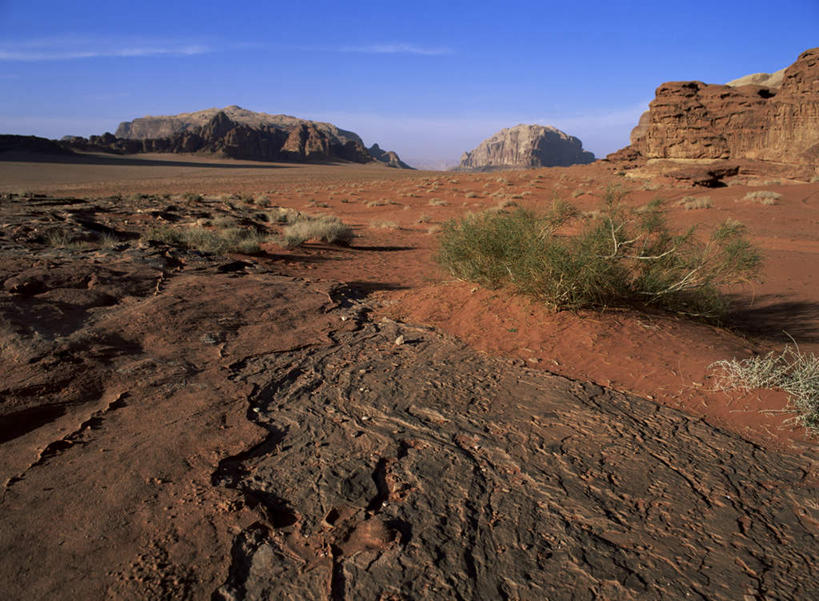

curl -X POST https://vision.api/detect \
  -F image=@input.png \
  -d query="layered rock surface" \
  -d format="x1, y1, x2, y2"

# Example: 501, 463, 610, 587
620, 48, 819, 167
458, 124, 595, 171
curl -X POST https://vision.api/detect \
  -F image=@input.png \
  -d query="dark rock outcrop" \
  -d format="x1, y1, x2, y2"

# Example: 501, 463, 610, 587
0, 135, 74, 157
458, 124, 595, 171
611, 48, 819, 168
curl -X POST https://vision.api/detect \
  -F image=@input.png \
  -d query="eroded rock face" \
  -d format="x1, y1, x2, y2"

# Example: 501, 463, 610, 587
459, 124, 595, 171
62, 106, 410, 167
623, 48, 819, 166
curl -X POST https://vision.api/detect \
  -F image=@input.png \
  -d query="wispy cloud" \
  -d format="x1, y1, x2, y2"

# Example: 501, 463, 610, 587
338, 43, 452, 56
0, 36, 211, 61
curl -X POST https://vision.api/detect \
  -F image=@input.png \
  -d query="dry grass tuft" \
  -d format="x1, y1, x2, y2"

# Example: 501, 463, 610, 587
710, 344, 819, 434
676, 196, 713, 210
743, 191, 782, 205
281, 215, 354, 248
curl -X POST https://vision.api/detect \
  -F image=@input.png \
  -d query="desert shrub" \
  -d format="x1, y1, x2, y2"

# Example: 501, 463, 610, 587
428, 198, 448, 207
743, 190, 781, 205
370, 220, 399, 229
436, 189, 761, 320
144, 224, 267, 254
44, 229, 88, 249
269, 207, 302, 224
281, 215, 354, 248
676, 196, 712, 210
710, 345, 819, 434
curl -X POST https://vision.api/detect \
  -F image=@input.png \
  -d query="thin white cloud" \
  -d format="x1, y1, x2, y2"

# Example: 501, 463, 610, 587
339, 43, 452, 56
0, 36, 210, 61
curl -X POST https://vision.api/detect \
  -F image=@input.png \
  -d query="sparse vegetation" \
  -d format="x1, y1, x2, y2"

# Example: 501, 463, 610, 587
437, 189, 761, 320
144, 224, 268, 254
370, 220, 399, 229
281, 215, 354, 248
676, 196, 713, 210
743, 190, 782, 205
428, 198, 448, 207
710, 344, 819, 434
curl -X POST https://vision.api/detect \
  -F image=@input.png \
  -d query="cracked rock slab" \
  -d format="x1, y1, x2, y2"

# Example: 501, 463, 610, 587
214, 321, 818, 601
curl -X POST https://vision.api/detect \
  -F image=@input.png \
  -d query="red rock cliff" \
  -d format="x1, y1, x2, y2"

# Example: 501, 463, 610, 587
622, 48, 819, 166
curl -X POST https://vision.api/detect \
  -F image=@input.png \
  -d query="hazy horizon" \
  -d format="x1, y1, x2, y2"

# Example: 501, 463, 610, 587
1, 1, 817, 165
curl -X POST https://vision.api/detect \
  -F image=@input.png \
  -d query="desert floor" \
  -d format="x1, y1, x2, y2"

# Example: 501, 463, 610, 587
1, 152, 817, 600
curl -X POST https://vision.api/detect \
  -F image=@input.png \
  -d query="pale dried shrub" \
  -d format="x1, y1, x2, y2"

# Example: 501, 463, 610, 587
370, 220, 399, 230
282, 215, 354, 248
710, 344, 819, 434
743, 190, 781, 205
676, 196, 713, 210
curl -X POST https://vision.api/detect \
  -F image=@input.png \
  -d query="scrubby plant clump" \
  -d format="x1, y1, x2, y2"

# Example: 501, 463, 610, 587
144, 224, 267, 255
281, 215, 354, 248
436, 189, 761, 321
710, 345, 819, 434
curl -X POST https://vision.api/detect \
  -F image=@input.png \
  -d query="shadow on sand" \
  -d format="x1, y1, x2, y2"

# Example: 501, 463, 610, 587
0, 151, 290, 170
727, 295, 819, 344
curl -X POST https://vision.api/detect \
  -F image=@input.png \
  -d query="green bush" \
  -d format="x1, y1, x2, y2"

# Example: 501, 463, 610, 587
436, 189, 761, 321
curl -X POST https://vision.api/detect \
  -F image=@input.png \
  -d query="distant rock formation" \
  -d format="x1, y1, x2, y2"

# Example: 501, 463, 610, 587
458, 124, 595, 171
611, 48, 819, 168
0, 134, 74, 156
368, 143, 413, 169
61, 106, 411, 167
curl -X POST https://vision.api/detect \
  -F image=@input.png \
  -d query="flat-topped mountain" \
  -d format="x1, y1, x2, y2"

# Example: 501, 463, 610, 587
58, 106, 412, 168
458, 124, 595, 171
612, 48, 819, 168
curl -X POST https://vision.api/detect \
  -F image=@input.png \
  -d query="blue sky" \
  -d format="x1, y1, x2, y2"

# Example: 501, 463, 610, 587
1, 1, 817, 166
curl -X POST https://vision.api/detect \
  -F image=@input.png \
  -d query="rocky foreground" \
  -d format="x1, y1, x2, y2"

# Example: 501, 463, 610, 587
0, 192, 817, 600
